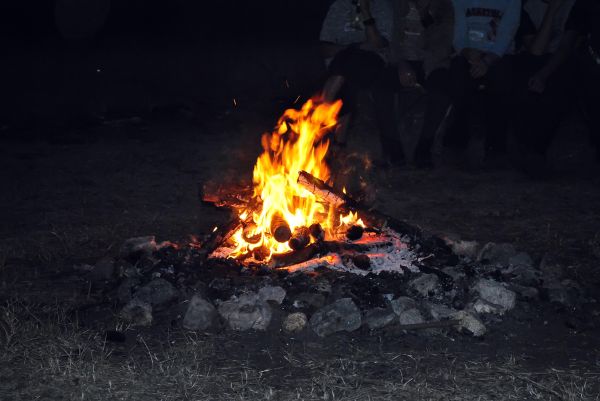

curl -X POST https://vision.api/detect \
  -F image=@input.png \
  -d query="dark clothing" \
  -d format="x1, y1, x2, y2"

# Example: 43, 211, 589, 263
566, 0, 600, 159
512, 54, 575, 156
447, 55, 514, 155
374, 63, 452, 165
328, 46, 387, 116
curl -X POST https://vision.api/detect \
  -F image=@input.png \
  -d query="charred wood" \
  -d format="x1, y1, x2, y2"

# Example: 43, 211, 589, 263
289, 226, 310, 250
270, 213, 292, 243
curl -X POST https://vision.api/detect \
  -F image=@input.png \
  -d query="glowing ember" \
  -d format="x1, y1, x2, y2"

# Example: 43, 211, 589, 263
228, 97, 364, 261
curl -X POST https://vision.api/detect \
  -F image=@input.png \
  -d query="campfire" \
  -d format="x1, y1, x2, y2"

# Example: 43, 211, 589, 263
200, 97, 451, 276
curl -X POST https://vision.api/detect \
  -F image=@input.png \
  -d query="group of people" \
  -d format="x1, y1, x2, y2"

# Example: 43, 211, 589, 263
319, 0, 600, 172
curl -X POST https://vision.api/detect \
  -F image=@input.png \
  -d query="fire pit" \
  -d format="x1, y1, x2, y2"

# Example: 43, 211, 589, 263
199, 97, 454, 277
100, 97, 550, 339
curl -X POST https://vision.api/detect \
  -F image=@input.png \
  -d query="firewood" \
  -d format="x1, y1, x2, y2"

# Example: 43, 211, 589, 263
242, 223, 261, 244
277, 254, 343, 273
268, 243, 320, 268
289, 226, 310, 250
309, 223, 325, 242
270, 213, 292, 243
346, 225, 364, 241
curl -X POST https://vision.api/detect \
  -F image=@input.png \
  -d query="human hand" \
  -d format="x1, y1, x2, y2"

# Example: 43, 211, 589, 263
470, 59, 488, 78
397, 62, 417, 87
528, 73, 547, 93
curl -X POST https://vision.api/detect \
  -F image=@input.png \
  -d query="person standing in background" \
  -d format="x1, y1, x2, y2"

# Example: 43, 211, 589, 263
319, 0, 393, 147
449, 0, 521, 168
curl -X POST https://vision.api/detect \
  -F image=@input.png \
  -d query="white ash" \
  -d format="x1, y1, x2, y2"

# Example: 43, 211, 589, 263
211, 228, 419, 275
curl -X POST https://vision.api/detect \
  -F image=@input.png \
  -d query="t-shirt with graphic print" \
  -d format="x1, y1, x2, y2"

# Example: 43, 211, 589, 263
320, 0, 394, 60
452, 0, 521, 56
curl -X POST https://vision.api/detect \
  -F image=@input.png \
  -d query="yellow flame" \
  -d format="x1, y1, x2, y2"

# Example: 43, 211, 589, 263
229, 97, 364, 260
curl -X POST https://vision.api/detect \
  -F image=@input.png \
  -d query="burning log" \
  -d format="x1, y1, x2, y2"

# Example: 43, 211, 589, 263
199, 181, 253, 210
345, 225, 364, 241
298, 170, 426, 241
269, 243, 320, 268
289, 226, 310, 251
200, 214, 244, 258
242, 223, 261, 244
297, 171, 351, 208
309, 223, 325, 242
278, 254, 343, 273
270, 213, 292, 243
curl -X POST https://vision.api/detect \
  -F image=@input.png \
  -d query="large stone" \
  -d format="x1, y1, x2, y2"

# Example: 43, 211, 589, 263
452, 311, 486, 337
183, 296, 217, 331
445, 237, 480, 259
398, 308, 425, 325
120, 299, 153, 327
472, 279, 516, 312
508, 252, 534, 268
473, 298, 505, 315
116, 277, 140, 304
218, 292, 272, 331
425, 302, 455, 320
293, 292, 326, 309
283, 312, 308, 333
477, 242, 517, 266
364, 308, 396, 329
134, 278, 179, 306
409, 274, 440, 297
120, 236, 157, 260
309, 298, 362, 337
258, 286, 286, 304
390, 296, 417, 315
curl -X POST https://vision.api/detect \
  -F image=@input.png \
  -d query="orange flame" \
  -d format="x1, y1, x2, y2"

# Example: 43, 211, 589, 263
229, 97, 363, 260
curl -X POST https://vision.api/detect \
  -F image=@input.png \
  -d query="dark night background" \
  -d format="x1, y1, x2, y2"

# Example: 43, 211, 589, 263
1, 1, 599, 400
0, 0, 334, 135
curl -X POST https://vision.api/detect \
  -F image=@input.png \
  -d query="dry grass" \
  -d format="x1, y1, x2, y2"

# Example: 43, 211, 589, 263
0, 300, 598, 401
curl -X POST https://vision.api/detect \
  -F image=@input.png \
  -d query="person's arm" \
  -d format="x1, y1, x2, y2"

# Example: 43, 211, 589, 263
360, 0, 389, 49
528, 0, 563, 55
528, 30, 577, 92
489, 0, 522, 56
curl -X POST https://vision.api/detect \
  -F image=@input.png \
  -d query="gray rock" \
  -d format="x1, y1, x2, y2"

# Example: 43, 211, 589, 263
364, 308, 396, 329
310, 298, 362, 337
506, 264, 542, 287
293, 292, 326, 309
313, 278, 332, 294
477, 242, 517, 266
508, 252, 534, 268
390, 296, 418, 315
425, 302, 455, 320
120, 236, 157, 259
398, 308, 425, 325
472, 279, 516, 312
218, 292, 272, 331
283, 312, 308, 333
258, 286, 286, 304
134, 278, 179, 306
446, 238, 480, 259
120, 299, 153, 326
183, 296, 217, 331
473, 298, 505, 315
442, 266, 467, 281
409, 274, 440, 297
116, 277, 140, 304
511, 285, 539, 301
452, 310, 486, 337
88, 257, 115, 282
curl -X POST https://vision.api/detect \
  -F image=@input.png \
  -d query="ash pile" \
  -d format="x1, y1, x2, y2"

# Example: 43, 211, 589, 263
78, 223, 587, 340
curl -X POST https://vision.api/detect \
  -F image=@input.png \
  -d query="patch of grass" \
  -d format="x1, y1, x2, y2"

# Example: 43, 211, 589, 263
1, 299, 598, 401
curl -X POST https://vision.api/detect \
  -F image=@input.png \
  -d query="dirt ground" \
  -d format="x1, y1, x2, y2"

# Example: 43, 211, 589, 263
1, 97, 600, 400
